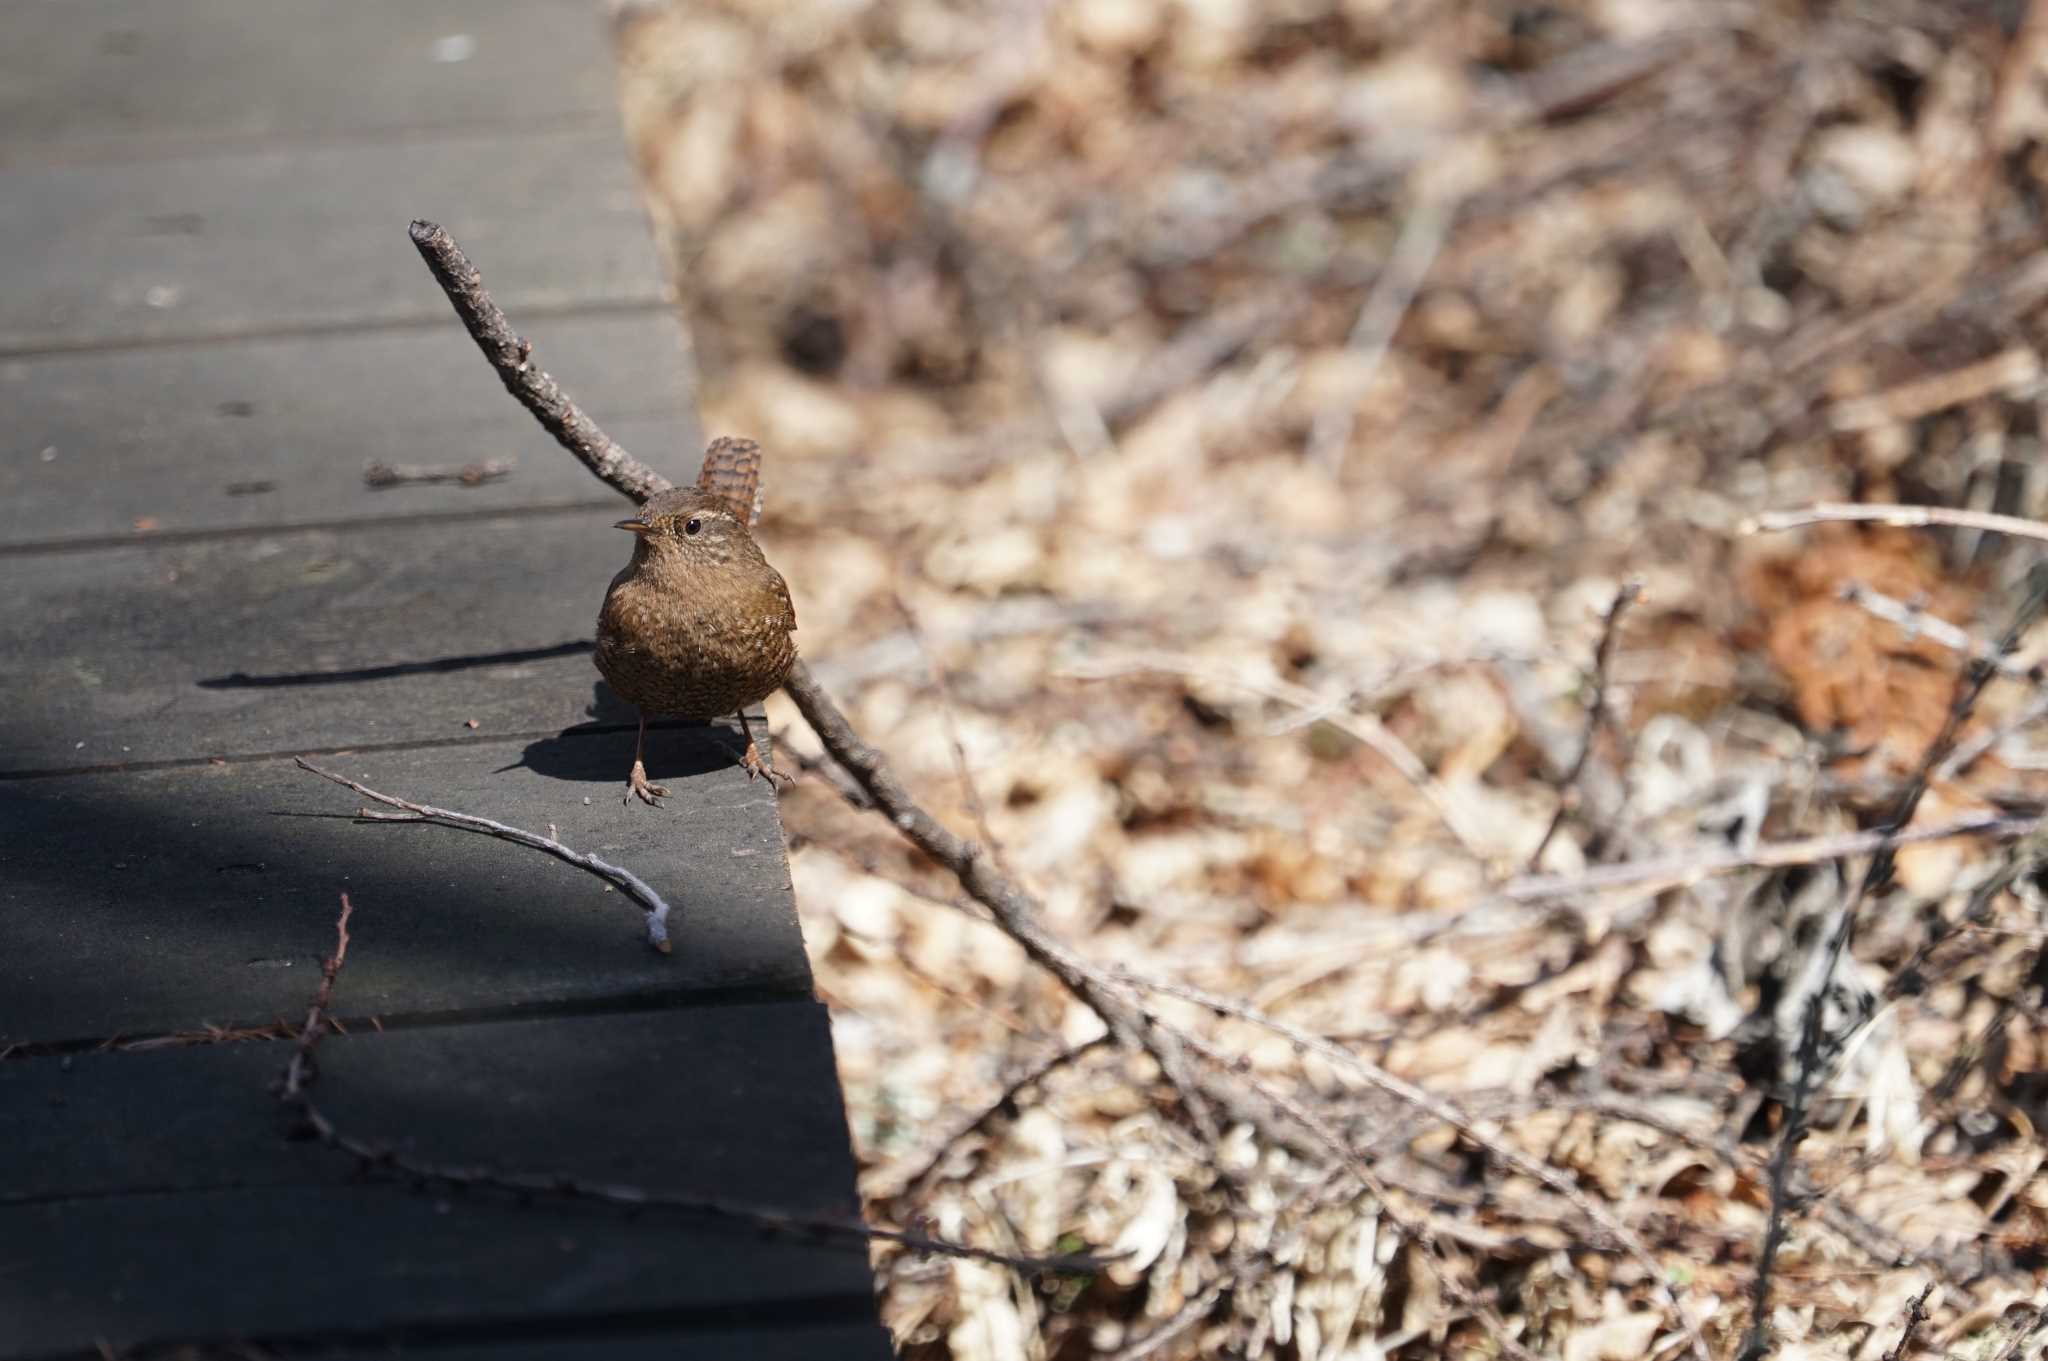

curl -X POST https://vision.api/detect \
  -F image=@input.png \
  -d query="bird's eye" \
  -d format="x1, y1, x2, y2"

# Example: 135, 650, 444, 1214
684, 517, 702, 536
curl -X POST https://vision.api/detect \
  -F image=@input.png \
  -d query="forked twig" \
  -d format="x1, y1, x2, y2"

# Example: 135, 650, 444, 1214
294, 757, 673, 952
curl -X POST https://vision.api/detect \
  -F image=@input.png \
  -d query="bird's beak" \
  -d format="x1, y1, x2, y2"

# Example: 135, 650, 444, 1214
614, 519, 653, 535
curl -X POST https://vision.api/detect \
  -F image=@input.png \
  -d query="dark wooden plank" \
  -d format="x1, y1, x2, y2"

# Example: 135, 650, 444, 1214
0, 510, 797, 772
0, 128, 667, 353
3, 1005, 854, 1206
0, 1007, 875, 1356
373, 1326, 896, 1360
0, 0, 619, 156
0, 313, 698, 545
336, 1327, 895, 1361
0, 739, 807, 1046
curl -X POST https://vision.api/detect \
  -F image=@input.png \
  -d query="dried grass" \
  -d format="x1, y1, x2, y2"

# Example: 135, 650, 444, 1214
619, 0, 2048, 1355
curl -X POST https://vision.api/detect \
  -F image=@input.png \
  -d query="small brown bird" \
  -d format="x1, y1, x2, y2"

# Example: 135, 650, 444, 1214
595, 436, 797, 806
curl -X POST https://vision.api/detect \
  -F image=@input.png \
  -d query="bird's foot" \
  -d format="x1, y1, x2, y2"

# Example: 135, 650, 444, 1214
625, 759, 670, 807
740, 739, 794, 789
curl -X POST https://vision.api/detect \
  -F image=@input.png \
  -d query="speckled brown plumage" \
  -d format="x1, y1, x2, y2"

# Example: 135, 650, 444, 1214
595, 451, 797, 804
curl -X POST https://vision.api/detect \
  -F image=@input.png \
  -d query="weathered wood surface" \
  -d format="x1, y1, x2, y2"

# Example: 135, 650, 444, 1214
1, 512, 690, 770
0, 0, 622, 152
0, 1008, 886, 1359
0, 1, 882, 1356
0, 130, 667, 354
0, 311, 698, 544
1, 739, 807, 1045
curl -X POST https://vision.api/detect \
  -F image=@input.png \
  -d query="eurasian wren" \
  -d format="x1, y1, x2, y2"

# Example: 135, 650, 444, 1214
595, 436, 797, 806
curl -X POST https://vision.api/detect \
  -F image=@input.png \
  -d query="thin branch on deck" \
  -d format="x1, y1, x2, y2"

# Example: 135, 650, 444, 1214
363, 458, 515, 489
295, 757, 673, 953
279, 893, 352, 1102
275, 891, 1106, 1277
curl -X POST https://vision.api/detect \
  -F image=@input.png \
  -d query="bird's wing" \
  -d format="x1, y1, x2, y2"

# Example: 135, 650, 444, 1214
773, 568, 797, 633
697, 435, 764, 528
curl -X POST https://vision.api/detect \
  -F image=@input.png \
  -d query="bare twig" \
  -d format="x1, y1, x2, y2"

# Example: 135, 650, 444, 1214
407, 220, 674, 504
781, 659, 1223, 1142
402, 217, 1236, 1137
280, 894, 352, 1101
1126, 971, 1710, 1361
1499, 809, 2042, 907
294, 757, 673, 953
1841, 583, 2039, 679
363, 458, 515, 489
1740, 565, 2048, 1361
290, 1089, 1108, 1275
884, 1036, 1113, 1201
1742, 503, 2048, 545
1527, 579, 1643, 870
1940, 686, 2048, 782
1879, 1283, 1935, 1361
1172, 1028, 1545, 1361
1992, 1305, 2048, 1361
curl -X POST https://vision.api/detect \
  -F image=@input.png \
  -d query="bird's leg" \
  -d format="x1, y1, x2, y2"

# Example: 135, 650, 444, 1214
626, 711, 670, 807
736, 709, 793, 788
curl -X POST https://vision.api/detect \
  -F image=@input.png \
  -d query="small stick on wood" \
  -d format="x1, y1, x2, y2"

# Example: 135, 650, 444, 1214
294, 757, 673, 953
280, 893, 352, 1101
290, 1087, 1111, 1275
1742, 502, 2048, 546
363, 458, 516, 489
1526, 578, 1642, 870
407, 220, 674, 504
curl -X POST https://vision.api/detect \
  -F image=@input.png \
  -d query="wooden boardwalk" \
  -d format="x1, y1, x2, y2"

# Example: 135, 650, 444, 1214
0, 3, 889, 1356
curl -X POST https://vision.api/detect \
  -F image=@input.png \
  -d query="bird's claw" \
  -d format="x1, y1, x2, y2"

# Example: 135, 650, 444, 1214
626, 760, 669, 808
740, 740, 794, 789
